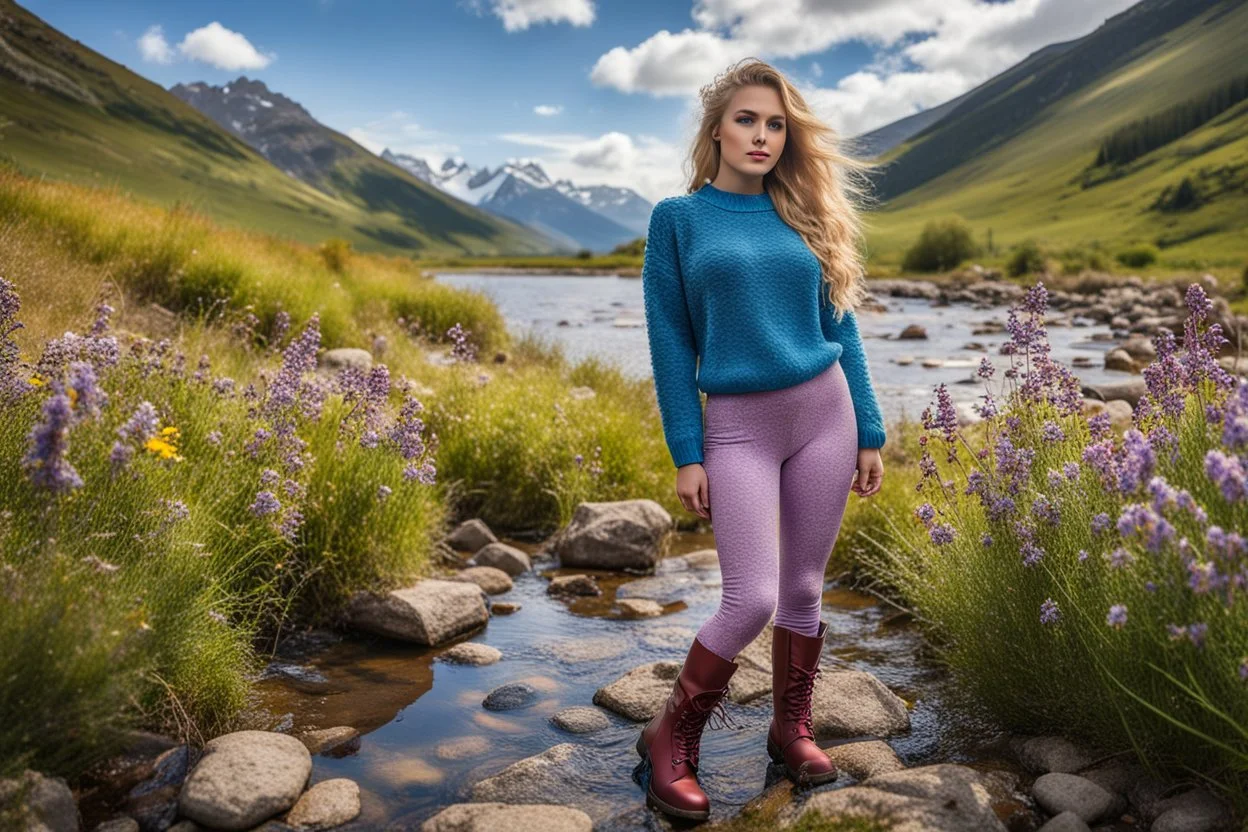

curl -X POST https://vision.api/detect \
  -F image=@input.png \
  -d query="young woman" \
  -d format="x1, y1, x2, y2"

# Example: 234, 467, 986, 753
636, 58, 886, 821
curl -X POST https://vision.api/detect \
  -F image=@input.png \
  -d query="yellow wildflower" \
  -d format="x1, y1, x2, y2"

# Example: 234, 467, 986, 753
144, 431, 184, 462
29, 374, 44, 387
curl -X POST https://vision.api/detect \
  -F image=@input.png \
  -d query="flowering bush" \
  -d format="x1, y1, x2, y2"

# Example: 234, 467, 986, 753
866, 281, 1248, 792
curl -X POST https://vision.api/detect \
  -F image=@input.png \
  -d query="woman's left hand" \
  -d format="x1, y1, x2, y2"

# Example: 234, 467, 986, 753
851, 448, 883, 497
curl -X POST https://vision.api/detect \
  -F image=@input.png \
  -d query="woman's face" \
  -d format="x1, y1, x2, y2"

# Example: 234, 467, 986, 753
712, 84, 787, 180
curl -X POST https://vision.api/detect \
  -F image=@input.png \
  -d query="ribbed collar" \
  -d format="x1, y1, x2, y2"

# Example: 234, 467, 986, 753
693, 181, 774, 212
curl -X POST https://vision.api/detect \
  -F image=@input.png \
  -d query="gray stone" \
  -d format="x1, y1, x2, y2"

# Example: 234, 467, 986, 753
420, 802, 592, 832
435, 736, 490, 761
1017, 736, 1094, 774
482, 681, 540, 711
1038, 810, 1091, 832
0, 770, 80, 832
452, 566, 513, 595
468, 744, 613, 821
440, 642, 502, 666
490, 601, 521, 615
471, 541, 530, 576
296, 727, 360, 757
178, 731, 312, 831
615, 598, 662, 618
549, 707, 610, 734
318, 348, 372, 373
898, 324, 928, 340
284, 778, 360, 830
1104, 348, 1137, 373
546, 574, 600, 597
615, 574, 700, 605
726, 664, 772, 705
1032, 773, 1115, 824
592, 661, 679, 721
811, 670, 910, 738
445, 519, 497, 554
1120, 334, 1157, 361
548, 499, 671, 571
537, 635, 631, 663
824, 740, 906, 780
662, 549, 720, 571
1150, 787, 1236, 832
345, 579, 488, 646
1083, 378, 1147, 407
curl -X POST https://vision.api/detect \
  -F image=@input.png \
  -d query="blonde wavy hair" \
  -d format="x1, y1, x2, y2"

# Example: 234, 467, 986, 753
684, 57, 880, 319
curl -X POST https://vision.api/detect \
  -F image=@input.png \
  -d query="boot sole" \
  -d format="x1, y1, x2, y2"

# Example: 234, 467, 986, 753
635, 732, 711, 821
767, 734, 838, 788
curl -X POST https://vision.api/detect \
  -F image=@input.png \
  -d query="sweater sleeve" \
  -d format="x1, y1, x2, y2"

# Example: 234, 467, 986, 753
641, 200, 704, 468
820, 304, 887, 449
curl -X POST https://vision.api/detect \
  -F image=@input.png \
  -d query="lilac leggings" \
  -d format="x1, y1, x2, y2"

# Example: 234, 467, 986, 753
695, 360, 859, 662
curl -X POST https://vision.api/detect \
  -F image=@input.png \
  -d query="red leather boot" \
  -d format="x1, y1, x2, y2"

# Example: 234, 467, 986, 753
767, 620, 838, 787
635, 635, 739, 820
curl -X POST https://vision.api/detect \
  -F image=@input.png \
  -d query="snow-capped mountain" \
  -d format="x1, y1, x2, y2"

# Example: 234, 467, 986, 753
383, 150, 650, 251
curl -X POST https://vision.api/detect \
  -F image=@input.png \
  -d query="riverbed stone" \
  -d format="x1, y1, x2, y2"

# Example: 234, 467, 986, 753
283, 778, 359, 830
468, 744, 611, 820
726, 664, 773, 704
784, 764, 1006, 831
296, 727, 360, 757
452, 566, 513, 595
550, 706, 610, 734
735, 621, 774, 673
616, 597, 662, 617
537, 635, 631, 663
1083, 377, 1147, 407
445, 518, 497, 554
898, 324, 928, 340
421, 802, 592, 832
811, 671, 910, 738
482, 681, 540, 711
471, 541, 530, 576
592, 661, 680, 721
548, 499, 671, 571
824, 740, 906, 780
119, 742, 197, 831
440, 642, 502, 666
1032, 773, 1115, 823
0, 770, 79, 832
345, 579, 488, 646
490, 601, 521, 615
546, 574, 600, 596
1017, 736, 1094, 774
178, 731, 311, 831
1150, 787, 1235, 832
1037, 811, 1091, 832
663, 548, 720, 571
1103, 348, 1136, 372
615, 573, 700, 605
1120, 334, 1156, 361
435, 736, 490, 760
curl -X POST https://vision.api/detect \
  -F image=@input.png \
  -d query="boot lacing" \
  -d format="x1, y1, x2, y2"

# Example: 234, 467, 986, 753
671, 686, 738, 769
784, 665, 821, 736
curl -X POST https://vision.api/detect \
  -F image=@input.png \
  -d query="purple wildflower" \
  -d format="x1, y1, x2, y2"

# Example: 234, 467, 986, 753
915, 503, 936, 525
1087, 412, 1112, 441
1039, 598, 1061, 625
929, 523, 955, 545
23, 391, 84, 492
1106, 604, 1128, 629
1042, 420, 1065, 443
1021, 541, 1045, 567
378, 484, 392, 501
1105, 547, 1135, 569
249, 490, 280, 517
977, 357, 995, 379
111, 401, 159, 469
1204, 450, 1246, 502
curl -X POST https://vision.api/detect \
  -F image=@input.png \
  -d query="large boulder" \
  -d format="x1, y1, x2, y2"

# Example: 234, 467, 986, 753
471, 542, 531, 576
444, 518, 498, 554
178, 731, 311, 831
811, 670, 910, 738
452, 566, 513, 595
345, 579, 488, 645
592, 661, 680, 721
548, 500, 671, 571
1082, 378, 1147, 408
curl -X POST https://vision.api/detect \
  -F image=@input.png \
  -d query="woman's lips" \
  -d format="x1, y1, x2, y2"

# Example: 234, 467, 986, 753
748, 152, 769, 160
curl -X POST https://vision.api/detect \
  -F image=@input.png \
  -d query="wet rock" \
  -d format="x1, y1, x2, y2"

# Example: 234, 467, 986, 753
445, 518, 498, 554
636, 625, 698, 651
662, 549, 720, 571
824, 740, 906, 780
547, 499, 671, 571
894, 355, 915, 366
1076, 757, 1140, 797
440, 642, 502, 666
345, 579, 488, 646
811, 670, 910, 738
421, 802, 592, 832
616, 598, 662, 618
1082, 378, 1147, 407
1037, 811, 1091, 832
452, 566, 513, 595
178, 731, 311, 831
94, 820, 138, 832
468, 744, 611, 821
167, 822, 201, 832
490, 601, 522, 615
0, 770, 79, 832
592, 661, 680, 721
785, 764, 1006, 831
973, 321, 1006, 335
284, 778, 359, 830
435, 736, 490, 760
124, 743, 196, 831
897, 324, 928, 340
1016, 736, 1094, 774
318, 348, 372, 373
546, 574, 600, 597
482, 681, 540, 711
735, 621, 774, 674
538, 635, 631, 663
1103, 348, 1137, 373
296, 727, 360, 758
1127, 774, 1170, 823
550, 707, 610, 734
1032, 773, 1115, 823
1119, 334, 1156, 361
614, 573, 700, 605
471, 541, 531, 576
726, 665, 772, 705
1071, 355, 1094, 368
920, 357, 944, 368
1150, 787, 1236, 832
258, 662, 332, 695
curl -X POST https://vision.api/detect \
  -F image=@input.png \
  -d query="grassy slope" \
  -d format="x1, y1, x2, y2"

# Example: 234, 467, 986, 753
0, 1, 554, 257
868, 0, 1248, 269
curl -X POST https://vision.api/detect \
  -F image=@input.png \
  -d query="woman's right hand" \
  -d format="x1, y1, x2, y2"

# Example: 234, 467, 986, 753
676, 463, 711, 520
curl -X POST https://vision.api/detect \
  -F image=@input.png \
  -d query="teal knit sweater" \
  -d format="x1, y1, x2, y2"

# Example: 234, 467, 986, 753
641, 181, 887, 468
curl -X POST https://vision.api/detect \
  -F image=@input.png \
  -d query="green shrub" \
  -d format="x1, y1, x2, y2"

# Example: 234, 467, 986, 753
901, 217, 977, 273
1115, 244, 1159, 269
317, 237, 354, 273
1007, 239, 1046, 277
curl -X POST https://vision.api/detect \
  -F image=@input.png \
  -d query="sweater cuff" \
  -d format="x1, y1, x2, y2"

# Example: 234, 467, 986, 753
858, 426, 887, 449
668, 436, 704, 468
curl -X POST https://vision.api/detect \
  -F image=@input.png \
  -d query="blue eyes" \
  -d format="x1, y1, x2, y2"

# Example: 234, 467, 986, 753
737, 116, 783, 130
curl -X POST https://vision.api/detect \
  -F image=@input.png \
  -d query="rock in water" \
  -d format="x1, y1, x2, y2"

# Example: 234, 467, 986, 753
548, 499, 671, 571
178, 731, 312, 830
345, 579, 488, 645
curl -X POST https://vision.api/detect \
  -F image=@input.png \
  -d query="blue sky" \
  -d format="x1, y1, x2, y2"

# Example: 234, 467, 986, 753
23, 0, 1137, 202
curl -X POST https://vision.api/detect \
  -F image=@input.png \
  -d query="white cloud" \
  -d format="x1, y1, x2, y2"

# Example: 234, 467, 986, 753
534, 104, 563, 116
137, 24, 174, 64
461, 0, 595, 32
347, 111, 461, 162
591, 0, 1139, 135
177, 22, 274, 71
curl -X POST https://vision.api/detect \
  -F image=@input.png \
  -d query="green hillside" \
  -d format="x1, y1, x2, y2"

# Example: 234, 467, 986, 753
870, 0, 1248, 270
0, 0, 555, 256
